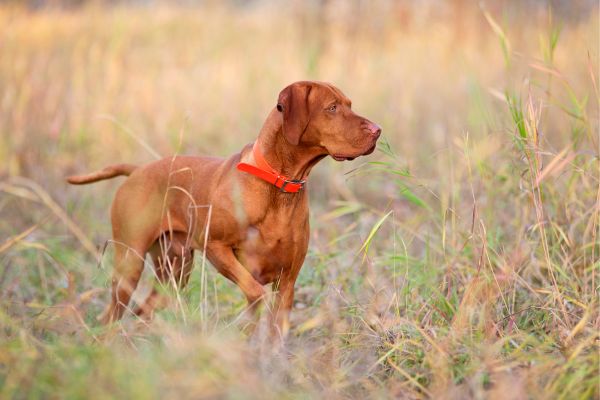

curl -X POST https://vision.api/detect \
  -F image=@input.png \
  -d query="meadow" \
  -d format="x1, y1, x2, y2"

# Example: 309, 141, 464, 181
0, 1, 598, 398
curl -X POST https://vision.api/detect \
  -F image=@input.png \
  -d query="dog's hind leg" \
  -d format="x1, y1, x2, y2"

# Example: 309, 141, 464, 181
134, 231, 194, 319
98, 241, 148, 324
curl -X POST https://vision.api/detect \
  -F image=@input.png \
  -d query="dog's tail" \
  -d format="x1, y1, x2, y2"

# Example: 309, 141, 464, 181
67, 164, 138, 185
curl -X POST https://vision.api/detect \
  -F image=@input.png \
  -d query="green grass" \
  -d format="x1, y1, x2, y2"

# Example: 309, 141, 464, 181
1, 2, 599, 399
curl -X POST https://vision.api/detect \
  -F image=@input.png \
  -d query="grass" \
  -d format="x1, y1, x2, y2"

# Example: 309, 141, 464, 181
0, 2, 598, 399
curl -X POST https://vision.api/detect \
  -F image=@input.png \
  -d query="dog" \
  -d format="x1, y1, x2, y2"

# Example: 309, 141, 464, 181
68, 81, 381, 338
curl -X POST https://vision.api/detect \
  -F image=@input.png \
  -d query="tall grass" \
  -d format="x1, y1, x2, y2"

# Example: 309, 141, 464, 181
0, 2, 598, 399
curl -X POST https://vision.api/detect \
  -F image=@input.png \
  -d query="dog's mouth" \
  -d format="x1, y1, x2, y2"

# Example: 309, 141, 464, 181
331, 154, 356, 162
331, 144, 377, 162
363, 143, 377, 155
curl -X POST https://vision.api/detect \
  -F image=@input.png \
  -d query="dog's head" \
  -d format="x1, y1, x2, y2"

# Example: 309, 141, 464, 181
276, 81, 381, 161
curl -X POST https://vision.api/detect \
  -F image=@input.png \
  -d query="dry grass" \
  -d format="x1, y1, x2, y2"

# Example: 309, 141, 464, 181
0, 1, 598, 399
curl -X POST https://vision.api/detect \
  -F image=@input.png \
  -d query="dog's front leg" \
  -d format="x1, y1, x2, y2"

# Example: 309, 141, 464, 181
206, 242, 266, 329
271, 283, 294, 341
271, 264, 302, 342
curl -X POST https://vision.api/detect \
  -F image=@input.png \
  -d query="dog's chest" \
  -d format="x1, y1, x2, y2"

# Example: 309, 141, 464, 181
238, 209, 309, 284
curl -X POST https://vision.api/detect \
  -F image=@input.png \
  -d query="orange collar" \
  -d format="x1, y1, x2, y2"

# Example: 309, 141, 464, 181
236, 141, 306, 193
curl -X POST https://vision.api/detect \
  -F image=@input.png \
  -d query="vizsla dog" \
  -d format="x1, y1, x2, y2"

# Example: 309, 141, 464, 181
68, 81, 381, 338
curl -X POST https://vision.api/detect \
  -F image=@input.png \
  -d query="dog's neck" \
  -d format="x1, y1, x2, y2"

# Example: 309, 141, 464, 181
255, 109, 327, 181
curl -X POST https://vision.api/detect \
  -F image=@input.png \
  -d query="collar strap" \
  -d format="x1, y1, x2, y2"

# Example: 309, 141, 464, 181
236, 141, 306, 193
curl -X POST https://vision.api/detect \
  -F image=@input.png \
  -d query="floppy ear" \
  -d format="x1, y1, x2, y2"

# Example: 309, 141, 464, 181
277, 82, 312, 145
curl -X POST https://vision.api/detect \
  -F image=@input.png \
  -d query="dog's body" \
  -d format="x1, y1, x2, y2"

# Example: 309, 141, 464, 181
68, 81, 380, 337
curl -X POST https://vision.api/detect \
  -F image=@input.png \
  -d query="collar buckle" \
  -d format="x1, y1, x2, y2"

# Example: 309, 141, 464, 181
280, 179, 306, 193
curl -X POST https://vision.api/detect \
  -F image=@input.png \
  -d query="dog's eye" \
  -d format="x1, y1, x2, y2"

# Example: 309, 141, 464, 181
327, 104, 337, 112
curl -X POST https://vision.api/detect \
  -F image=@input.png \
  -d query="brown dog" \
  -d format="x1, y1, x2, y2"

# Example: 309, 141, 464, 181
68, 81, 381, 338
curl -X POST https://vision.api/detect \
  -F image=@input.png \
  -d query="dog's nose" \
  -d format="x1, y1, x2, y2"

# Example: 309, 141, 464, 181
367, 123, 382, 138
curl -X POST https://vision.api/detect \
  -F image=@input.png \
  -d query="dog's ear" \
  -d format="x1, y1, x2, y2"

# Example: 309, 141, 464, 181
277, 82, 312, 145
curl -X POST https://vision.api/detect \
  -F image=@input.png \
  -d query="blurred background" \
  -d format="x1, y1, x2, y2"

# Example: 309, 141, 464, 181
0, 1, 598, 399
1, 0, 597, 234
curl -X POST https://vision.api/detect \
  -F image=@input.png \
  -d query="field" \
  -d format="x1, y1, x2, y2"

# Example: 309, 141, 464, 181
0, 1, 598, 399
